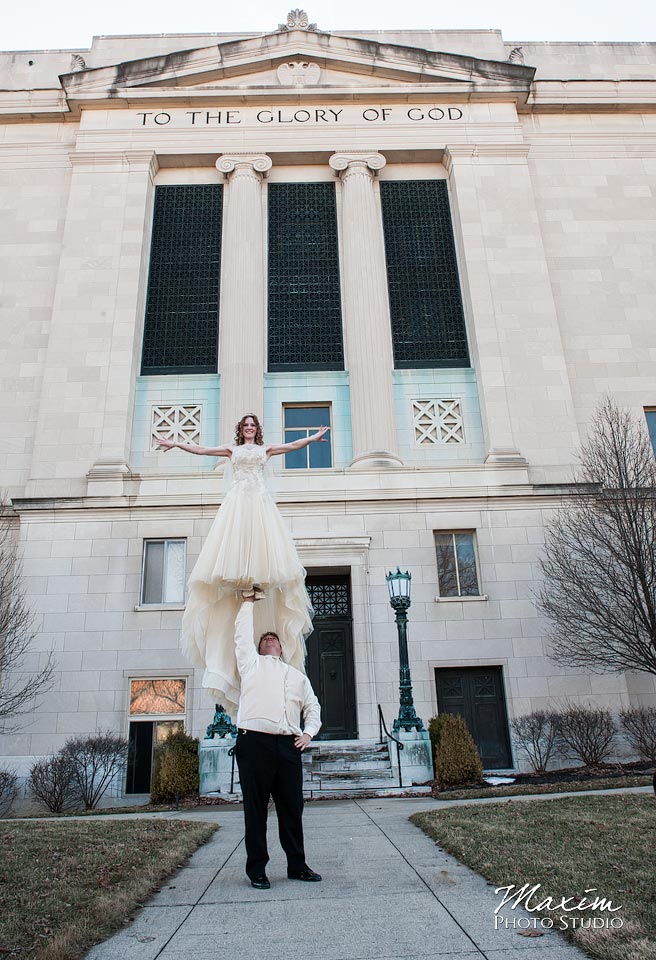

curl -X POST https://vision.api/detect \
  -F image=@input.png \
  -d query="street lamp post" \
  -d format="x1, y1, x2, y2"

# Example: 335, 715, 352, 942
386, 568, 425, 734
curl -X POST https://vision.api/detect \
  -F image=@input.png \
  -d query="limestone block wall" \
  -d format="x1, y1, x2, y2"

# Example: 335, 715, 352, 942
130, 374, 220, 474
392, 368, 485, 465
0, 126, 74, 497
528, 121, 656, 437
263, 372, 353, 470
2, 497, 652, 782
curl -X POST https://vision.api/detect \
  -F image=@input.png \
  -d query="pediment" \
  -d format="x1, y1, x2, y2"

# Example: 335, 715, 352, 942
60, 29, 535, 105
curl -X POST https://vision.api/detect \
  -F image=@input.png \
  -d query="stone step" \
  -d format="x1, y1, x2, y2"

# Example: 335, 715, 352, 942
305, 750, 390, 765
303, 784, 432, 799
305, 759, 392, 772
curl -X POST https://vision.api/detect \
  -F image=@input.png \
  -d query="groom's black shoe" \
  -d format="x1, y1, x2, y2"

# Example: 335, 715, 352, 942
250, 874, 271, 889
288, 867, 322, 882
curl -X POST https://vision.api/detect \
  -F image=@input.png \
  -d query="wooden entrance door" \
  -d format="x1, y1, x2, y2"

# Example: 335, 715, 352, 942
435, 666, 512, 769
305, 575, 357, 740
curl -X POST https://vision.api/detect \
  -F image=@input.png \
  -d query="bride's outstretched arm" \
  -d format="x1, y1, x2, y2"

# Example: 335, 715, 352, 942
155, 438, 232, 457
266, 426, 329, 458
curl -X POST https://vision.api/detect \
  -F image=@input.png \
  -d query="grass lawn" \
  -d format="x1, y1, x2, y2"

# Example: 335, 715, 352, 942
437, 775, 653, 801
411, 794, 656, 960
0, 818, 217, 960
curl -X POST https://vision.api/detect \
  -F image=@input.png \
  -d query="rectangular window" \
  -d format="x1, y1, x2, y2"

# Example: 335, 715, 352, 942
380, 180, 469, 369
141, 184, 222, 375
141, 539, 186, 605
129, 679, 186, 717
268, 182, 344, 372
434, 531, 481, 597
645, 408, 656, 453
283, 405, 332, 469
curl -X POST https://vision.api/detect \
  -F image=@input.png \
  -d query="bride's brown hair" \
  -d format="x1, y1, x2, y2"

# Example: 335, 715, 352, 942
234, 413, 264, 446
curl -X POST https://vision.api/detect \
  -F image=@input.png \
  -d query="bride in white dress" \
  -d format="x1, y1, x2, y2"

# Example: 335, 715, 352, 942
156, 414, 328, 716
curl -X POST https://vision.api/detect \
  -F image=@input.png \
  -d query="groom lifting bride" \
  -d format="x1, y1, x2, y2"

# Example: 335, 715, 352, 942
233, 593, 322, 889
157, 412, 327, 888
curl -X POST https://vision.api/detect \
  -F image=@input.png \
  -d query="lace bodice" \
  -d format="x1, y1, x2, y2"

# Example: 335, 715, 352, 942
231, 444, 268, 490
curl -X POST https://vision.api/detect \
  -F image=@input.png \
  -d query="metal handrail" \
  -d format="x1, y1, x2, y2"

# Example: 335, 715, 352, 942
378, 704, 404, 789
228, 745, 236, 794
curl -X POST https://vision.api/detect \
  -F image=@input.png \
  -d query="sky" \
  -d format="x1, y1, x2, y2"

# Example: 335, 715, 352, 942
3, 0, 656, 51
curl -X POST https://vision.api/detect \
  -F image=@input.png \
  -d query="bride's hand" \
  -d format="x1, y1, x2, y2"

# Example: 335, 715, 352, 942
155, 436, 176, 452
311, 426, 329, 443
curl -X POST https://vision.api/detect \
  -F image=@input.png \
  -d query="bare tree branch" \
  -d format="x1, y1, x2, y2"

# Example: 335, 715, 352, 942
536, 398, 656, 676
0, 496, 55, 730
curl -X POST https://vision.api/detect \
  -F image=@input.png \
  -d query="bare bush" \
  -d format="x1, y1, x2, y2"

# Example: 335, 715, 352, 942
62, 732, 129, 809
0, 769, 18, 817
510, 711, 558, 773
619, 706, 656, 762
27, 754, 78, 813
553, 703, 617, 766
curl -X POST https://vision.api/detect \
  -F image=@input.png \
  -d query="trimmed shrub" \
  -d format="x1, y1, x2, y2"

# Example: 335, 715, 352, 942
553, 703, 617, 766
61, 731, 129, 810
511, 711, 558, 773
434, 713, 484, 789
0, 769, 18, 818
151, 728, 199, 805
427, 714, 448, 774
619, 706, 656, 762
27, 754, 78, 813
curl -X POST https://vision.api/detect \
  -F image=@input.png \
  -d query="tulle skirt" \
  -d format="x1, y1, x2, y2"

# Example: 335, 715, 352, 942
180, 482, 313, 716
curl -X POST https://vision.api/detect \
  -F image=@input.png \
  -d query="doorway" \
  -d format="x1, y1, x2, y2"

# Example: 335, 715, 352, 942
434, 666, 512, 769
305, 574, 357, 740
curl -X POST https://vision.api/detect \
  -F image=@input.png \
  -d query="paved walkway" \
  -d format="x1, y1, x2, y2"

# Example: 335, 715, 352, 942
82, 792, 611, 960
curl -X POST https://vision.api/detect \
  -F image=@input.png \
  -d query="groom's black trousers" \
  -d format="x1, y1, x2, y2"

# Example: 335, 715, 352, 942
235, 729, 306, 879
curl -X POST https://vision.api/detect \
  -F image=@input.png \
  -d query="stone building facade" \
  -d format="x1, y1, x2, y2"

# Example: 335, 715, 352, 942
1, 14, 656, 795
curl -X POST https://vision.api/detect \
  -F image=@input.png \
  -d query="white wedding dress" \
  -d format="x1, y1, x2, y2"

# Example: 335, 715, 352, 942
180, 443, 313, 716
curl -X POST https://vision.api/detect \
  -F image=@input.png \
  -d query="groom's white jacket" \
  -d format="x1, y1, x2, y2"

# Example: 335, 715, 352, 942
234, 602, 321, 738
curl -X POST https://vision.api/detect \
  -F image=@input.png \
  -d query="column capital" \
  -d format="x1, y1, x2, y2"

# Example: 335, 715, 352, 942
329, 152, 386, 181
216, 153, 272, 180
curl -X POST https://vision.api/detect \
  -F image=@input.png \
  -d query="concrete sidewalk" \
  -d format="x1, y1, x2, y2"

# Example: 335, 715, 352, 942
85, 796, 591, 960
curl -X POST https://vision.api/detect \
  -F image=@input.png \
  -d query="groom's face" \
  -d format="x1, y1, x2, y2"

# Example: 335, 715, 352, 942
259, 633, 282, 657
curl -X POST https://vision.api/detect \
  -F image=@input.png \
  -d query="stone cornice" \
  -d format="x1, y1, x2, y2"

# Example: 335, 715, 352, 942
443, 142, 531, 171
68, 149, 159, 177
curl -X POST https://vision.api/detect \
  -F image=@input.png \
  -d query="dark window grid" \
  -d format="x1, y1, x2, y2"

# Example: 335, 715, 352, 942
141, 185, 223, 376
380, 180, 469, 369
268, 182, 344, 372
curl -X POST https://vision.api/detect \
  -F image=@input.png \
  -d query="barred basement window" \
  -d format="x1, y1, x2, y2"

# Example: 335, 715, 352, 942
380, 180, 469, 369
268, 182, 344, 371
141, 185, 222, 375
141, 539, 186, 605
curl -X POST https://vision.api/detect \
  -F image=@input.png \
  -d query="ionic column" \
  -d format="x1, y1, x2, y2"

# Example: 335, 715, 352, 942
216, 154, 271, 445
329, 152, 402, 469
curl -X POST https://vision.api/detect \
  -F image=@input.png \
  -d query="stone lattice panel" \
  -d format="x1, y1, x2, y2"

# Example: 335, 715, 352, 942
412, 399, 464, 444
151, 404, 202, 449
